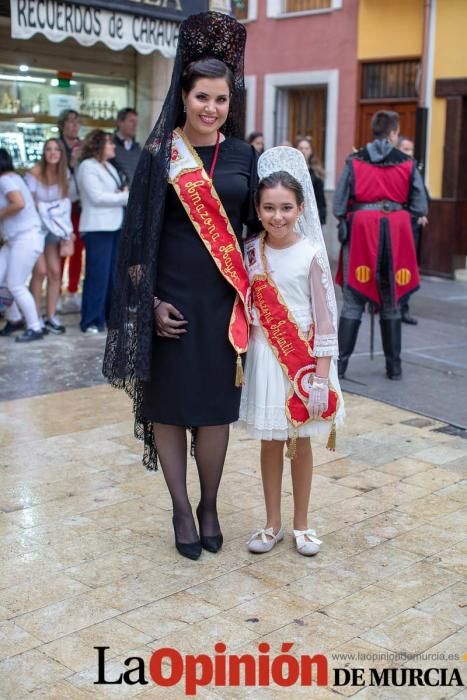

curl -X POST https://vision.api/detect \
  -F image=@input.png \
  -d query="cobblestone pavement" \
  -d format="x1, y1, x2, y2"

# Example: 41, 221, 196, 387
0, 385, 465, 698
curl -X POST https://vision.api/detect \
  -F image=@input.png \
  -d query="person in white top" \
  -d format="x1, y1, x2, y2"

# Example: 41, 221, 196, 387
0, 148, 44, 342
76, 130, 128, 333
240, 153, 344, 557
26, 138, 75, 334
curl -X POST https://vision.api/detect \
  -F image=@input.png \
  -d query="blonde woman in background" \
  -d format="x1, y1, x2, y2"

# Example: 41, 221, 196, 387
27, 138, 75, 334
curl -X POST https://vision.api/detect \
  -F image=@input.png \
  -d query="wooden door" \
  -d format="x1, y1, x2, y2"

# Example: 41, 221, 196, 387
287, 86, 327, 162
356, 101, 418, 149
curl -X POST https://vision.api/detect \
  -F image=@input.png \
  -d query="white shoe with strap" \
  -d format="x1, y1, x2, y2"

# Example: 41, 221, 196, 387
247, 526, 285, 553
293, 528, 322, 556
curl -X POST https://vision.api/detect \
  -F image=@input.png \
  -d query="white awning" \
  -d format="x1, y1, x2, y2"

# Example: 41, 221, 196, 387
10, 0, 181, 56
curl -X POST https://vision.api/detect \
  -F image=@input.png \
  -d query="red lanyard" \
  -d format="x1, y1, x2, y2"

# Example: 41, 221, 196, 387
209, 130, 220, 179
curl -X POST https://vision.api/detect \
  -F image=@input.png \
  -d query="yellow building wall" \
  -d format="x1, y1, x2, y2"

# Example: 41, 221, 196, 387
429, 0, 467, 198
358, 0, 424, 60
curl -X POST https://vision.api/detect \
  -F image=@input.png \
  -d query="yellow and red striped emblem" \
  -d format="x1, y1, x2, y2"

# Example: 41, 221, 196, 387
355, 265, 371, 283
395, 268, 412, 286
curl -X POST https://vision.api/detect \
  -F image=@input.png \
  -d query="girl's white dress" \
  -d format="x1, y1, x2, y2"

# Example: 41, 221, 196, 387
238, 236, 345, 440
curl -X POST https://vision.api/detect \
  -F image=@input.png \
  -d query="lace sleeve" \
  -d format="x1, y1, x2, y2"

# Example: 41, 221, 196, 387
309, 253, 338, 358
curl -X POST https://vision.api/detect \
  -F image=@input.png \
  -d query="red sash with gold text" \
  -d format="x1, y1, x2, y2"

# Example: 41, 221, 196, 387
169, 128, 250, 384
245, 235, 338, 429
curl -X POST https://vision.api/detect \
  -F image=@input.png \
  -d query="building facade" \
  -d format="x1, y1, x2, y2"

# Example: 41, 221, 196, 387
358, 0, 467, 277
237, 0, 466, 277
232, 0, 359, 261
239, 0, 359, 193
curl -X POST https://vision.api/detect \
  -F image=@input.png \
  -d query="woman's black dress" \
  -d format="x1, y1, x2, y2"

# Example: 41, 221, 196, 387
141, 137, 257, 426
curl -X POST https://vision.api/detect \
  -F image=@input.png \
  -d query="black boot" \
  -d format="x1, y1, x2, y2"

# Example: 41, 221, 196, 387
337, 318, 361, 378
380, 319, 402, 380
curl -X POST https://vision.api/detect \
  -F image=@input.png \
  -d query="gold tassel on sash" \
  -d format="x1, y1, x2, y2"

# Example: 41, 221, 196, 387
326, 420, 336, 451
235, 354, 244, 387
286, 431, 297, 460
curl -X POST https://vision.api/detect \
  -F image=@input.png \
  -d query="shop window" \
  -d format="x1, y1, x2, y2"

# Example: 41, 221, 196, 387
0, 65, 130, 167
232, 0, 249, 20
285, 0, 332, 11
287, 86, 327, 163
361, 60, 419, 100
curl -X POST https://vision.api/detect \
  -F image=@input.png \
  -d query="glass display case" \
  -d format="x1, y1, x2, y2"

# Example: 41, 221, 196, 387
0, 65, 131, 168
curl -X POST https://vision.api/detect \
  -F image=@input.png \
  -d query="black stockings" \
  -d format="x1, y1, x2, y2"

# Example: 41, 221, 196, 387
194, 424, 229, 537
153, 423, 229, 543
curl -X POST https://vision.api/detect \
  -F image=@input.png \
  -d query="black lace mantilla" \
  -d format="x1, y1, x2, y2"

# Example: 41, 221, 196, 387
102, 12, 247, 470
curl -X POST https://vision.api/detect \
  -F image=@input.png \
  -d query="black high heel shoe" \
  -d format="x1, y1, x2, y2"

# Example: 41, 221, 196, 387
196, 505, 223, 553
172, 516, 202, 561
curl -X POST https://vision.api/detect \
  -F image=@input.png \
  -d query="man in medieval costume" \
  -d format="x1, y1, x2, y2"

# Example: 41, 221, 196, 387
333, 110, 428, 380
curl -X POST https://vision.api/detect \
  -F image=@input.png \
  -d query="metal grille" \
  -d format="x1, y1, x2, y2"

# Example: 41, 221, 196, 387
285, 0, 332, 11
362, 60, 419, 100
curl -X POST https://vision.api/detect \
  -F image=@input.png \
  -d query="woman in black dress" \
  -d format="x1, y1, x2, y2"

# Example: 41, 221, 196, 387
296, 138, 327, 226
104, 13, 258, 560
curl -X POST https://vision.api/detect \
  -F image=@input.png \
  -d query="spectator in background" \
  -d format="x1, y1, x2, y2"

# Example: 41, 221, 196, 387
296, 137, 327, 225
397, 135, 429, 325
27, 138, 75, 334
58, 109, 83, 312
0, 148, 44, 342
77, 130, 128, 334
111, 108, 142, 187
247, 131, 264, 155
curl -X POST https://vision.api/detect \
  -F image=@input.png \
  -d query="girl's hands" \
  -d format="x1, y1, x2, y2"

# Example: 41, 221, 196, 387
308, 375, 329, 418
154, 301, 187, 339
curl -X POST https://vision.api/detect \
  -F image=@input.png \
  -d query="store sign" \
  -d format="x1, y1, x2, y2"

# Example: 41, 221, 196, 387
48, 93, 78, 115
75, 0, 208, 22
10, 0, 209, 56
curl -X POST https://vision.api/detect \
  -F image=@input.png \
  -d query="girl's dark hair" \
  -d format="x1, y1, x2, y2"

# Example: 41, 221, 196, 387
255, 171, 304, 207
181, 57, 234, 94
0, 148, 14, 174
80, 129, 110, 162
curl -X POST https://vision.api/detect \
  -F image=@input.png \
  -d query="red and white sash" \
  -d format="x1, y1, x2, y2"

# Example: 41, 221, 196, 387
245, 234, 338, 448
169, 128, 250, 385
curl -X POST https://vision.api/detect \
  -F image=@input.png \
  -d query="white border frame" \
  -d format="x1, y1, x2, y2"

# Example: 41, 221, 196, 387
243, 0, 258, 22
244, 74, 257, 137
263, 69, 339, 189
424, 0, 436, 188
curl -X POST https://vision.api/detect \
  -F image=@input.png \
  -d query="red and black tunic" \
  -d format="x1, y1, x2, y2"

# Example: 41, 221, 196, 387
337, 148, 419, 307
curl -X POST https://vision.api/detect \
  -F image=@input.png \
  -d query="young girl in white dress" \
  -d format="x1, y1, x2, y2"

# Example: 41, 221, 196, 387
238, 147, 345, 556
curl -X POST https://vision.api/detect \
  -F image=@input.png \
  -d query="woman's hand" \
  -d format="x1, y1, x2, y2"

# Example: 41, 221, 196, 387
308, 375, 329, 418
154, 301, 188, 338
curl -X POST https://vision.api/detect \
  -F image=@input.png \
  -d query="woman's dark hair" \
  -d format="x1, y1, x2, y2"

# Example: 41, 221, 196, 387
255, 171, 304, 207
247, 131, 263, 143
181, 57, 234, 94
0, 148, 15, 174
80, 129, 110, 162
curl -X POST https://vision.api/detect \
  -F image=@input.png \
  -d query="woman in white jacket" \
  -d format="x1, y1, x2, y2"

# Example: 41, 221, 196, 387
77, 130, 129, 333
